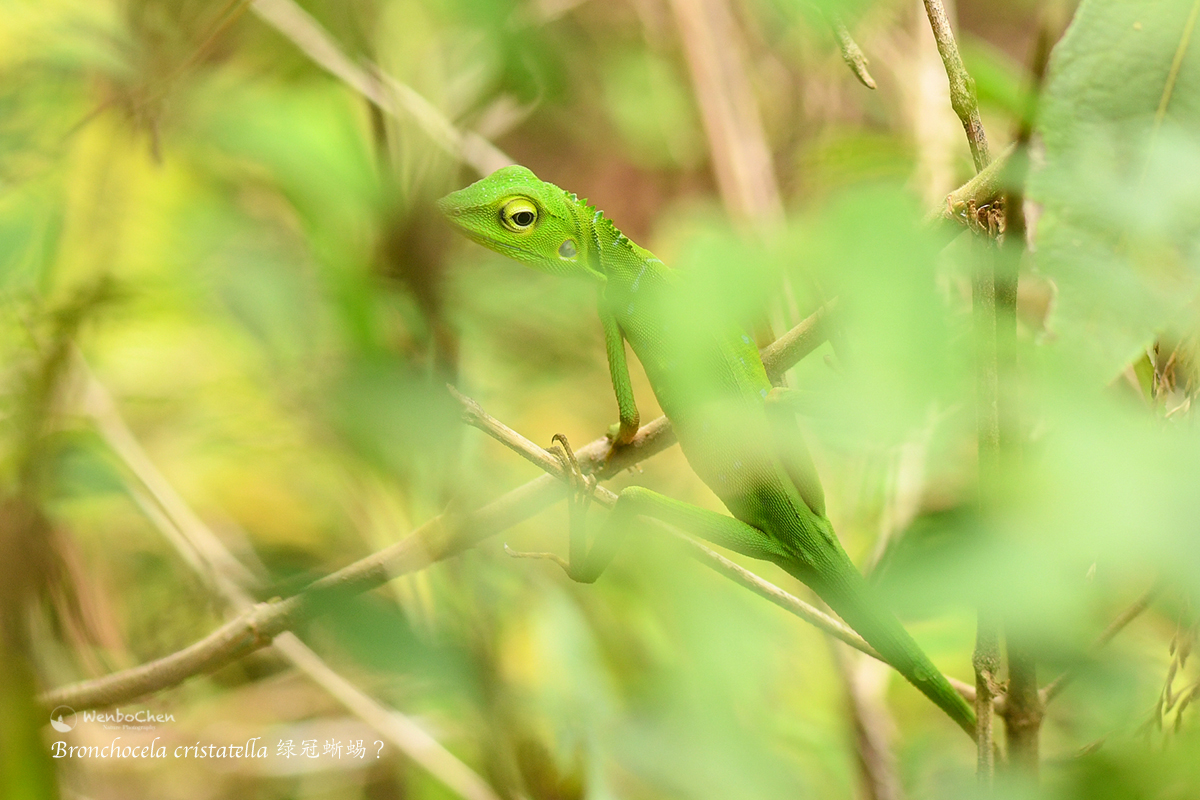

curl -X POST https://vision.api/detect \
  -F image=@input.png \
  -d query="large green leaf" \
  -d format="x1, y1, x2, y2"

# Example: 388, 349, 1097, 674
1033, 0, 1200, 380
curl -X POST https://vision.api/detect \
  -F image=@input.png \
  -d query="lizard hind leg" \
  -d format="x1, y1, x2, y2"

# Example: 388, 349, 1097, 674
507, 435, 788, 583
529, 484, 787, 584
764, 387, 826, 517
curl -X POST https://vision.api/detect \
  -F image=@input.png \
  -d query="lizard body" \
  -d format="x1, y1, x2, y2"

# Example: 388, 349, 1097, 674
438, 165, 976, 737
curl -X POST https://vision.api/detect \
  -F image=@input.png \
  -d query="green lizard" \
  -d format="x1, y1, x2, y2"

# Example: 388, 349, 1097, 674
438, 165, 977, 738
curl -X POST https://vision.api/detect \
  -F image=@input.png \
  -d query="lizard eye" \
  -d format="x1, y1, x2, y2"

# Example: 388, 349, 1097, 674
500, 199, 539, 232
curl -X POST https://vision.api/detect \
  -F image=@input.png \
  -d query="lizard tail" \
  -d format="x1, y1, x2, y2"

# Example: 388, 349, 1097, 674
781, 552, 978, 739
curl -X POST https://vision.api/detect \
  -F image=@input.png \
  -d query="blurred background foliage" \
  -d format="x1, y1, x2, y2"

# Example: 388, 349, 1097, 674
3, 0, 1200, 798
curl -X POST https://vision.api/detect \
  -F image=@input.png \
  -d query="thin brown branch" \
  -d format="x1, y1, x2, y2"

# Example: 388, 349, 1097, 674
272, 634, 502, 800
921, 0, 990, 171
973, 239, 1002, 783
40, 304, 833, 713
968, 9, 1039, 768
676, 536, 878, 658
77, 356, 261, 593
1041, 581, 1164, 705
833, 648, 902, 800
1095, 582, 1163, 650
950, 675, 978, 704
1004, 635, 1042, 775
973, 611, 1001, 780
929, 145, 1013, 227
759, 298, 837, 374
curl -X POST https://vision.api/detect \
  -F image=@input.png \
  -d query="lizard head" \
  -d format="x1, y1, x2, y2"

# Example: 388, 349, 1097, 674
437, 165, 599, 279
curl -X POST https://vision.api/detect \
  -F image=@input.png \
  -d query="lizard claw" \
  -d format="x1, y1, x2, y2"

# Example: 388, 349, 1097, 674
549, 433, 597, 505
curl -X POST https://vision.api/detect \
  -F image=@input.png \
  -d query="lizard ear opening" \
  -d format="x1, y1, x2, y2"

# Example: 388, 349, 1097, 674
558, 239, 578, 260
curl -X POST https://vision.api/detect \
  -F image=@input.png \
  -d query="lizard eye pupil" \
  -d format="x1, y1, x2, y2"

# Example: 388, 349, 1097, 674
500, 199, 539, 231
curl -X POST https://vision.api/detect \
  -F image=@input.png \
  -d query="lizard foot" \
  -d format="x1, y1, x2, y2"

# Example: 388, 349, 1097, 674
548, 433, 597, 506
604, 423, 638, 469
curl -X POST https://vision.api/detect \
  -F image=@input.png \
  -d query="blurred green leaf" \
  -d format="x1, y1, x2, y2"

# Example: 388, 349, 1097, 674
1033, 0, 1200, 380
791, 183, 972, 449
311, 591, 479, 697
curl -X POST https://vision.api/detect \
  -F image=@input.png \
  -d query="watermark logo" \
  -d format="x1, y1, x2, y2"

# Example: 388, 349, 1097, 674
85, 708, 176, 730
49, 706, 77, 733
49, 706, 176, 732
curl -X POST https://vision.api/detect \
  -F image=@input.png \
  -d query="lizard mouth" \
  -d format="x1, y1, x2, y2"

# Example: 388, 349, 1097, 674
483, 237, 538, 260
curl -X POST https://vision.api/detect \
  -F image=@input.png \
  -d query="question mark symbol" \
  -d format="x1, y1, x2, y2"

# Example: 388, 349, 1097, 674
375, 741, 384, 758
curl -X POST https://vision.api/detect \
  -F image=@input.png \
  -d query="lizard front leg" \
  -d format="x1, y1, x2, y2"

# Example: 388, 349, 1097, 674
601, 310, 639, 452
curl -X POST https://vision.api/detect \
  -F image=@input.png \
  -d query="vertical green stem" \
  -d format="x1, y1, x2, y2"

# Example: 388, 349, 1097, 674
997, 143, 1043, 775
973, 613, 1000, 779
973, 248, 1000, 783
921, 0, 1001, 775
996, 12, 1059, 770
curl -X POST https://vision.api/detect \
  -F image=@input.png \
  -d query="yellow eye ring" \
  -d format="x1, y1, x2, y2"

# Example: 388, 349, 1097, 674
500, 199, 539, 232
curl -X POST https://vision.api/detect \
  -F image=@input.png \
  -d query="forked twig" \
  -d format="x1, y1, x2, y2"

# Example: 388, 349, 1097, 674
455, 386, 884, 659
452, 377, 988, 714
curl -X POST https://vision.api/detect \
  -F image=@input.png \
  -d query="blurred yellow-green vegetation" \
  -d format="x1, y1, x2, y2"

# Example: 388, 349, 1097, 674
4, 0, 1200, 798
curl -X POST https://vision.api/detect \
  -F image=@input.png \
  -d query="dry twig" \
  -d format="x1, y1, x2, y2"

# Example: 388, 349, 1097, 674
833, 17, 878, 90
450, 385, 882, 659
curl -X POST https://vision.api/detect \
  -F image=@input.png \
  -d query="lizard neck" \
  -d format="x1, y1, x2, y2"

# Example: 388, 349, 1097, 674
563, 190, 667, 294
